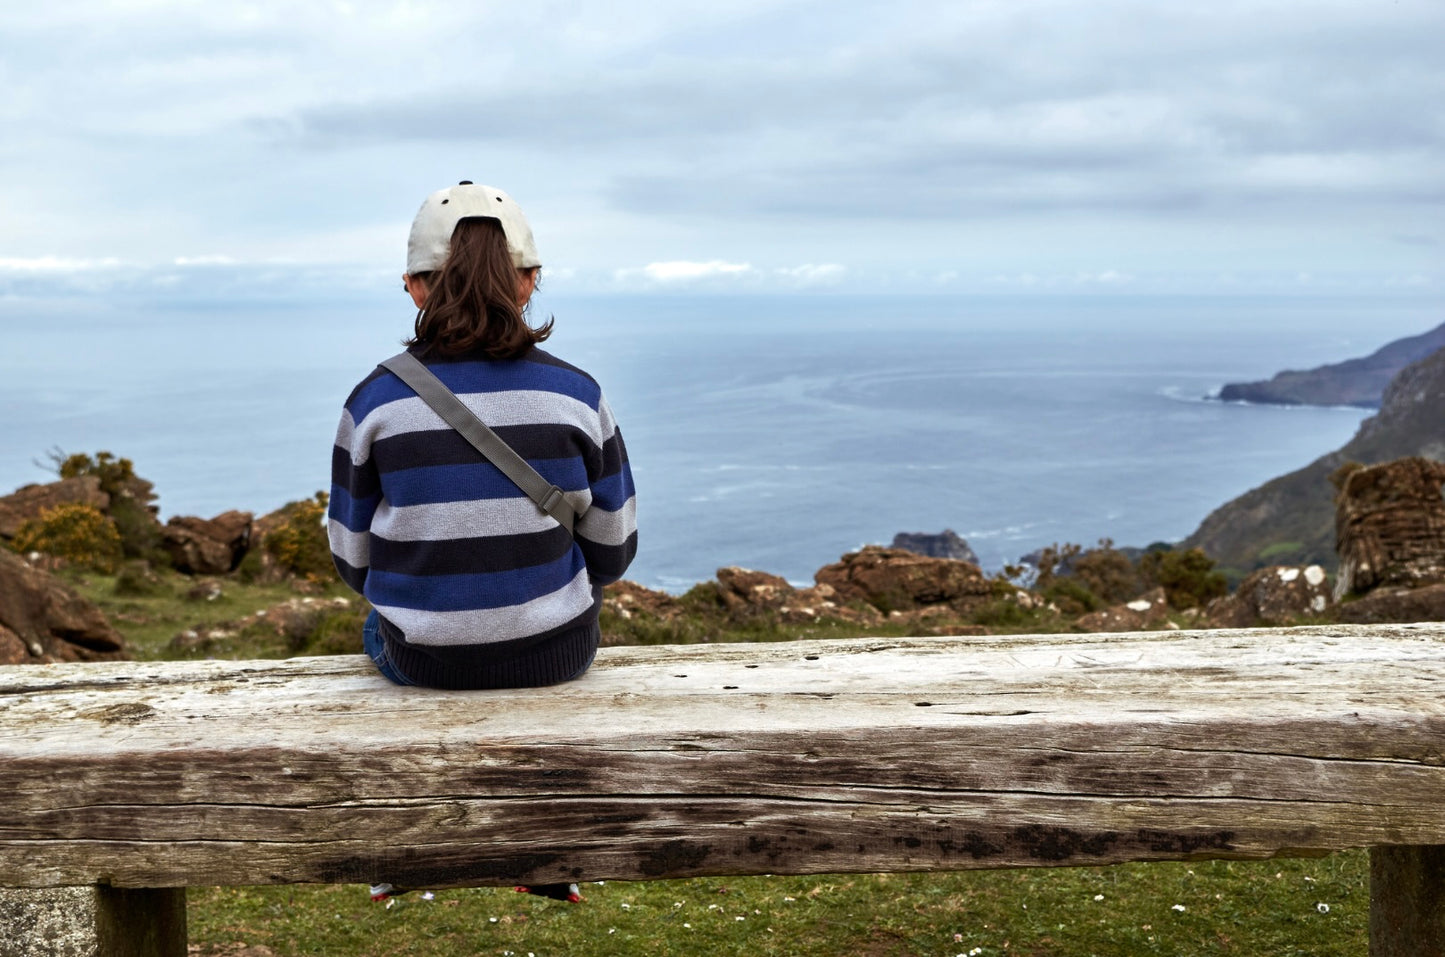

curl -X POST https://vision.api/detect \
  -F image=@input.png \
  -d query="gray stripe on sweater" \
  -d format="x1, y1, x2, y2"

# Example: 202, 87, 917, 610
345, 391, 611, 463
372, 566, 596, 645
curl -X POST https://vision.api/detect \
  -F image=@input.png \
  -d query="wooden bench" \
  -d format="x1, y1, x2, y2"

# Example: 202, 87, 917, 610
3, 624, 1444, 956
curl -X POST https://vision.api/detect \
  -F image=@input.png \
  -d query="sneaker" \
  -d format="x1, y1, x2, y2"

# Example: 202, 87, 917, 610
369, 883, 413, 902
515, 882, 582, 903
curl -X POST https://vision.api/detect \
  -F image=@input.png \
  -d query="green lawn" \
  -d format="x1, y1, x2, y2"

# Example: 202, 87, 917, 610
190, 855, 1366, 957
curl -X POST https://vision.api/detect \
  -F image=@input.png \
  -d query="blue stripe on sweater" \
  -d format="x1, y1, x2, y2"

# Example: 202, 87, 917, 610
587, 468, 636, 512
348, 354, 601, 425
366, 550, 586, 612
329, 484, 382, 533
382, 460, 590, 508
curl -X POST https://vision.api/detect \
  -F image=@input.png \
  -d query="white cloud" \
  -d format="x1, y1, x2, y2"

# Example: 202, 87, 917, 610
773, 263, 845, 285
1078, 270, 1133, 285
0, 256, 122, 272
0, 0, 1441, 286
619, 260, 755, 283
173, 255, 238, 266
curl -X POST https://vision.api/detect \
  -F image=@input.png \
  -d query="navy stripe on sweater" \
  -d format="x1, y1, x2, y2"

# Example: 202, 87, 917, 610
367, 550, 588, 612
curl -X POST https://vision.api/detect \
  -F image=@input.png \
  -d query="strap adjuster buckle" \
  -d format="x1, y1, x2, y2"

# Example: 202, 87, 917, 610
539, 485, 566, 514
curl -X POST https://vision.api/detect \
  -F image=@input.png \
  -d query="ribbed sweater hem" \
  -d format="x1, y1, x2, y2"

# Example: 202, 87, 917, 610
380, 595, 601, 690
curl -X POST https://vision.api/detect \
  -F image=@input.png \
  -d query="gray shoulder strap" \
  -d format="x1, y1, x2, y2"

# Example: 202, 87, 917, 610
379, 352, 576, 537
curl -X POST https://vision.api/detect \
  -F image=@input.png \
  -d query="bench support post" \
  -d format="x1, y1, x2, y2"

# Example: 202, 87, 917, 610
1371, 845, 1445, 957
0, 886, 186, 957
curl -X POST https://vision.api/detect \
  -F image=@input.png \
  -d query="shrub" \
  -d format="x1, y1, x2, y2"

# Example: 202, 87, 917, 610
13, 504, 124, 573
55, 450, 136, 491
51, 450, 168, 565
1069, 540, 1142, 605
1042, 577, 1101, 616
1138, 547, 1227, 609
263, 492, 335, 582
1032, 540, 1139, 614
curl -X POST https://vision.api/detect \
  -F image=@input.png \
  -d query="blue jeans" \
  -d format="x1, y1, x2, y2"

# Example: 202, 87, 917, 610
363, 610, 413, 686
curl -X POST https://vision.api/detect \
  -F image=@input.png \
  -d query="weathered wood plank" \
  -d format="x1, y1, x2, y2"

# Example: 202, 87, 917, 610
1371, 845, 1445, 957
2, 625, 1442, 889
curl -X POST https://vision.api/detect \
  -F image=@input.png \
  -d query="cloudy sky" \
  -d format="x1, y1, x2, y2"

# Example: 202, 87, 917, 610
1, 0, 1441, 297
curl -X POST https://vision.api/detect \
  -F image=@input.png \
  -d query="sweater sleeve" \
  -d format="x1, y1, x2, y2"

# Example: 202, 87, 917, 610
327, 405, 380, 595
575, 393, 637, 586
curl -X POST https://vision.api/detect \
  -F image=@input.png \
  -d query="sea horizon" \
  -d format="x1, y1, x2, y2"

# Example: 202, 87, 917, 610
3, 290, 1440, 592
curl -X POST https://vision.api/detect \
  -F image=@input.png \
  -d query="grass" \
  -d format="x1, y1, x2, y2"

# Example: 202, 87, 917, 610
53, 563, 1371, 956
62, 567, 361, 660
188, 856, 1368, 957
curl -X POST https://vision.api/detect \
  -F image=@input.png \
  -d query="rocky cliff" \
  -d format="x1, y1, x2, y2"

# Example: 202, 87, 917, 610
1183, 345, 1445, 573
1216, 322, 1445, 408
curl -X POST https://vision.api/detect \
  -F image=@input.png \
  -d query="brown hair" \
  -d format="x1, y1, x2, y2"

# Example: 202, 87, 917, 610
407, 217, 553, 359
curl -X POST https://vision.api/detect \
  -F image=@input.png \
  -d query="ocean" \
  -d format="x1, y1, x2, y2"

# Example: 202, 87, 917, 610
2, 292, 1439, 592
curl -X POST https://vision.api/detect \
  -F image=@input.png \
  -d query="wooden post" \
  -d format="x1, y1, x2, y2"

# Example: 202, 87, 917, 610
1371, 845, 1445, 957
0, 887, 185, 957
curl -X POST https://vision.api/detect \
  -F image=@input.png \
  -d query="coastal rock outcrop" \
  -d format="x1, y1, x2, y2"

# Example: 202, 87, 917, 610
1217, 323, 1445, 408
162, 510, 253, 575
1203, 564, 1332, 628
715, 566, 794, 611
1074, 586, 1171, 633
714, 566, 884, 625
0, 476, 109, 539
1184, 346, 1445, 572
1333, 583, 1445, 624
889, 530, 979, 565
1332, 457, 1445, 599
0, 549, 128, 664
814, 546, 994, 613
603, 580, 682, 620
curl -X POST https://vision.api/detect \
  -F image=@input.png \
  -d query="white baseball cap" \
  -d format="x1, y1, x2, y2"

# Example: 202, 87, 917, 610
406, 181, 541, 274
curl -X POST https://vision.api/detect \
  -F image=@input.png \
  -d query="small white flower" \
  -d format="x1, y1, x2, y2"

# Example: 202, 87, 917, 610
608, 928, 616, 934
736, 915, 745, 921
683, 922, 692, 928
1094, 894, 1105, 901
1172, 904, 1186, 912
783, 896, 796, 902
489, 917, 498, 923
1317, 902, 1330, 914
620, 903, 630, 910
420, 892, 434, 901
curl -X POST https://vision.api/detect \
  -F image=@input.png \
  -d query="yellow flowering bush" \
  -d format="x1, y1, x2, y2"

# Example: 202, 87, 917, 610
262, 492, 335, 582
12, 503, 125, 573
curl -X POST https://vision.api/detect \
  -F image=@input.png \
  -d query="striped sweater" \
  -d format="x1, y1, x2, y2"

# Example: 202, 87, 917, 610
328, 347, 637, 687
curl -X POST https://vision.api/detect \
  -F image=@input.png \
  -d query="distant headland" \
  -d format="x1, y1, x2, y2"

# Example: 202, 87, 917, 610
1214, 321, 1445, 408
